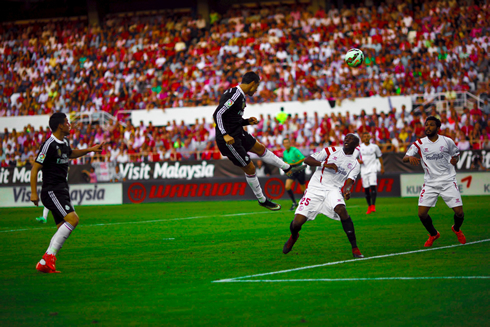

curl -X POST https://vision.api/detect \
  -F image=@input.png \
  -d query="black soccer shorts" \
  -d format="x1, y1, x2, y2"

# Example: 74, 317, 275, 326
216, 131, 256, 167
41, 189, 75, 225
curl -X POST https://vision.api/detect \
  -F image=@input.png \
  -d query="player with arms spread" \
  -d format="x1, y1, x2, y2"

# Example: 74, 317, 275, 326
282, 138, 307, 211
213, 71, 305, 210
358, 132, 385, 214
282, 134, 364, 258
403, 116, 466, 247
30, 113, 104, 273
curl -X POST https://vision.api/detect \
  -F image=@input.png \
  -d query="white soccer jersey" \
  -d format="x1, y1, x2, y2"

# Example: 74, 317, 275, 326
406, 135, 460, 185
359, 143, 382, 174
308, 147, 360, 191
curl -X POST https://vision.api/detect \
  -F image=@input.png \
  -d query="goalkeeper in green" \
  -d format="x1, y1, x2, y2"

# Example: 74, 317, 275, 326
282, 138, 307, 211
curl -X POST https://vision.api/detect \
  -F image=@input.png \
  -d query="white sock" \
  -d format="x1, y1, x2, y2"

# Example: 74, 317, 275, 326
260, 149, 290, 170
46, 222, 75, 255
43, 207, 49, 219
245, 173, 266, 203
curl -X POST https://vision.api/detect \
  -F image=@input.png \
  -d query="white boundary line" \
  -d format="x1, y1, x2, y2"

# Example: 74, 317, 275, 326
0, 211, 279, 233
212, 238, 490, 283
218, 276, 490, 283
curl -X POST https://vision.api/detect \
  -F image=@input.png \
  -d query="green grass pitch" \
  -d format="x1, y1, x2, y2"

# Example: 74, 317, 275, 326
0, 196, 489, 326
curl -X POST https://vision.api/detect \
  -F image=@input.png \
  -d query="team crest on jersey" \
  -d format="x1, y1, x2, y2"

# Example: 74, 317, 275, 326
224, 99, 234, 108
424, 148, 429, 152
37, 153, 46, 163
440, 146, 445, 152
333, 156, 338, 161
347, 163, 353, 169
57, 148, 62, 156
242, 100, 246, 109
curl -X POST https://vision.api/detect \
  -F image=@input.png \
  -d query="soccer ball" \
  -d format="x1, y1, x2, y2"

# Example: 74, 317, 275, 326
344, 48, 364, 67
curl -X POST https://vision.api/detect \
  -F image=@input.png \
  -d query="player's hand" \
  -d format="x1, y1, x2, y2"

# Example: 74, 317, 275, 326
358, 159, 363, 164
31, 193, 39, 207
224, 134, 235, 145
323, 163, 338, 172
450, 157, 459, 166
343, 190, 351, 200
248, 117, 259, 125
380, 167, 385, 174
408, 156, 420, 166
90, 142, 105, 153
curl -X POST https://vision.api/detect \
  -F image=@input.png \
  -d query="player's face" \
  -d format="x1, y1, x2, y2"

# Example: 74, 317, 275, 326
247, 81, 259, 96
425, 120, 439, 137
60, 118, 71, 136
343, 134, 359, 151
362, 133, 371, 144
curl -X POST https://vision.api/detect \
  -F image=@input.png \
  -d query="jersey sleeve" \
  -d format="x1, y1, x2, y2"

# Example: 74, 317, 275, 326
66, 139, 73, 157
406, 143, 419, 157
35, 141, 51, 165
215, 89, 242, 135
375, 145, 382, 158
310, 148, 328, 162
445, 137, 460, 157
347, 161, 360, 181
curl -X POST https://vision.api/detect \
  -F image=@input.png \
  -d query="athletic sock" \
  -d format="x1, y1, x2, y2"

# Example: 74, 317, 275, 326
420, 215, 438, 236
341, 216, 358, 249
245, 173, 266, 203
370, 185, 377, 205
43, 207, 49, 219
453, 213, 464, 232
364, 188, 371, 206
290, 220, 301, 238
287, 189, 296, 204
46, 222, 75, 255
259, 149, 290, 170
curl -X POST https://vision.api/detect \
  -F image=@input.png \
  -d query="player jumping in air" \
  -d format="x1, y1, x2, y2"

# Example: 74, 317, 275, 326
213, 71, 305, 211
403, 116, 466, 247
282, 138, 307, 211
30, 113, 104, 273
282, 134, 364, 258
358, 132, 385, 214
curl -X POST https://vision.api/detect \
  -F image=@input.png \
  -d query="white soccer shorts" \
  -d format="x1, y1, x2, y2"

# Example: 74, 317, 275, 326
294, 188, 345, 221
361, 171, 377, 188
418, 181, 463, 208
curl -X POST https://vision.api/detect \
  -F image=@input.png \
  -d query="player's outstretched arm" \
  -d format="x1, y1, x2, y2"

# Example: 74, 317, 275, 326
70, 142, 105, 159
402, 155, 420, 166
304, 156, 338, 172
30, 162, 42, 206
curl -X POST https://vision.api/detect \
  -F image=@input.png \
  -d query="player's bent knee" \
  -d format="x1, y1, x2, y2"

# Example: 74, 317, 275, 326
334, 204, 347, 216
242, 162, 256, 175
64, 212, 80, 227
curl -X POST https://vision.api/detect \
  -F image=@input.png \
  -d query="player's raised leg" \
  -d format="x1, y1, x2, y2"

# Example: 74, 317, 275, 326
250, 141, 305, 177
334, 204, 364, 258
283, 214, 307, 254
418, 206, 440, 247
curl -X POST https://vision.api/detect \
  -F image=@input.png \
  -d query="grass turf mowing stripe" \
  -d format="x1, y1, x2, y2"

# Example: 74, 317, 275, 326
0, 210, 279, 233
217, 276, 490, 283
213, 238, 490, 283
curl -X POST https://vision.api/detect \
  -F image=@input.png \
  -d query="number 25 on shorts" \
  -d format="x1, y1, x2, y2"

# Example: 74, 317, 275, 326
300, 197, 311, 206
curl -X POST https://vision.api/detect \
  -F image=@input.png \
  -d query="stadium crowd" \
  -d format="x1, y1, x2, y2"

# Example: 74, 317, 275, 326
1, 0, 490, 168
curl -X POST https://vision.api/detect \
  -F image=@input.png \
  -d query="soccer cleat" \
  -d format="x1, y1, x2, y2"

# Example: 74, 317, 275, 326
36, 254, 60, 273
283, 234, 299, 254
352, 248, 364, 258
424, 232, 440, 247
452, 226, 466, 244
370, 205, 376, 212
36, 216, 47, 223
285, 164, 306, 177
289, 203, 297, 211
366, 206, 372, 214
259, 199, 281, 211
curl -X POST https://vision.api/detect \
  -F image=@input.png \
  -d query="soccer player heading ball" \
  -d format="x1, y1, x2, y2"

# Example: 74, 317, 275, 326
403, 116, 466, 247
283, 134, 364, 258
213, 71, 306, 211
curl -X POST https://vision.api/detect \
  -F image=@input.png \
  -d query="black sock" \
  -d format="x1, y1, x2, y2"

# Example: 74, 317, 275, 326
420, 215, 438, 236
453, 213, 464, 232
287, 190, 296, 204
370, 186, 377, 205
341, 216, 358, 249
364, 188, 371, 206
290, 220, 301, 238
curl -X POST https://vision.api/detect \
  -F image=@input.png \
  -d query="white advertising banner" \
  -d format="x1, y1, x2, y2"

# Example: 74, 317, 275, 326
401, 172, 490, 197
0, 183, 122, 208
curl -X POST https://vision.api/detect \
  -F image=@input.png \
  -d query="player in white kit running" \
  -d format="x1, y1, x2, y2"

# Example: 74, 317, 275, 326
403, 116, 466, 247
358, 132, 385, 214
282, 134, 364, 258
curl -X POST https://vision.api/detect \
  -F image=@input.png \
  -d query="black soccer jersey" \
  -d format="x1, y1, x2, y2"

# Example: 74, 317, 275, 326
213, 86, 251, 138
35, 135, 72, 191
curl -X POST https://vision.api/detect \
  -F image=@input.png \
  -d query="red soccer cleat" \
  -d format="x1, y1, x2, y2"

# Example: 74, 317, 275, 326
352, 247, 364, 258
452, 226, 466, 244
424, 232, 440, 247
366, 206, 372, 214
370, 205, 376, 213
283, 234, 299, 254
36, 253, 60, 273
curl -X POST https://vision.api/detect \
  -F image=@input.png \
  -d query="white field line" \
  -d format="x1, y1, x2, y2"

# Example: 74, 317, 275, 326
0, 211, 279, 233
212, 238, 490, 283
218, 276, 490, 283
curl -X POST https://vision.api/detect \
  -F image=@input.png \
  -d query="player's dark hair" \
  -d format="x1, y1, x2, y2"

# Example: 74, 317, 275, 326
49, 112, 67, 132
242, 71, 260, 84
425, 116, 441, 128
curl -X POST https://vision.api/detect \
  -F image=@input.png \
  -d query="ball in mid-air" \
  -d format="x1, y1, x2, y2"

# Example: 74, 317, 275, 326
344, 48, 364, 67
